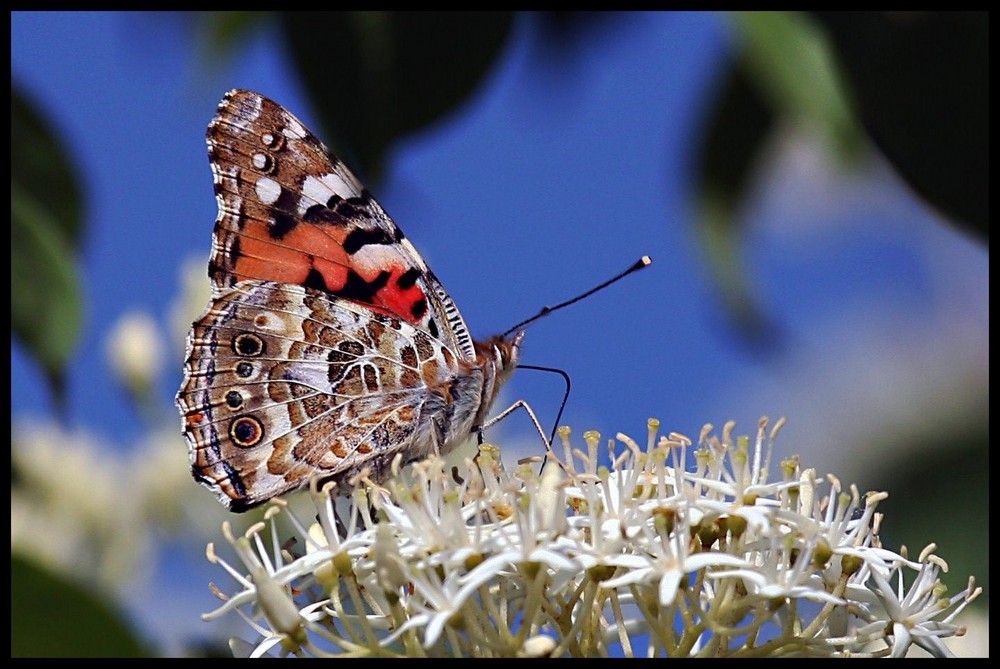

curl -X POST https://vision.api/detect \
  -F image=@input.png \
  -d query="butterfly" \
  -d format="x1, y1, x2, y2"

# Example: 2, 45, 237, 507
177, 90, 523, 512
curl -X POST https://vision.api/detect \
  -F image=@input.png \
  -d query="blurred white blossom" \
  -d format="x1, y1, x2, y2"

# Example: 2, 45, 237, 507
12, 424, 151, 592
105, 310, 164, 402
11, 420, 229, 594
169, 254, 212, 356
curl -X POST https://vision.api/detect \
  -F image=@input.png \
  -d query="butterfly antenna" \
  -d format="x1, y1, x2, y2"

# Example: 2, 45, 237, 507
502, 255, 652, 337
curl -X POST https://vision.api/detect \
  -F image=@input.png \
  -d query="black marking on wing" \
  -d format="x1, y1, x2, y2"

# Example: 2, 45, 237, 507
339, 269, 392, 303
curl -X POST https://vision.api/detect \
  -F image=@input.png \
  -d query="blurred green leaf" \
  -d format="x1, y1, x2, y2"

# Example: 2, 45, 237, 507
12, 553, 149, 657
695, 11, 864, 346
698, 64, 775, 209
282, 11, 514, 183
199, 11, 269, 60
695, 11, 987, 345
11, 87, 83, 246
812, 11, 988, 242
732, 11, 864, 162
11, 86, 85, 403
696, 62, 775, 346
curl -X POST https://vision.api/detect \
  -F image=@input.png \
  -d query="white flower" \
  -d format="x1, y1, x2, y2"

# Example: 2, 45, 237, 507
865, 547, 981, 658
200, 418, 979, 657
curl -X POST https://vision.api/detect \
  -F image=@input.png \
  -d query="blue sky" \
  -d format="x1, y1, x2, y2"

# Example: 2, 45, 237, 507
11, 11, 987, 653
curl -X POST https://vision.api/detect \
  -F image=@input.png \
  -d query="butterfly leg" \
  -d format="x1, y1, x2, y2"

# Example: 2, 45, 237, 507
476, 400, 552, 452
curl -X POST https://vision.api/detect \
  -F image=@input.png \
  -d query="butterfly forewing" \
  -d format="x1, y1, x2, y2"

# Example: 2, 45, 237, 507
206, 89, 476, 360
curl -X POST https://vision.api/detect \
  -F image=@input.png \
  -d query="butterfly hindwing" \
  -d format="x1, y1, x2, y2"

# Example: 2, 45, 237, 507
178, 281, 480, 511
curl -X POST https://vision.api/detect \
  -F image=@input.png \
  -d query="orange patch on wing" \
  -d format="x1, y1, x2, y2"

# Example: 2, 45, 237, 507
234, 223, 350, 285
331, 438, 348, 459
233, 223, 429, 326
377, 268, 427, 324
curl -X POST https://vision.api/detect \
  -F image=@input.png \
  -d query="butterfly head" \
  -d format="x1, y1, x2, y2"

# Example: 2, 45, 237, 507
500, 329, 525, 378
470, 329, 523, 416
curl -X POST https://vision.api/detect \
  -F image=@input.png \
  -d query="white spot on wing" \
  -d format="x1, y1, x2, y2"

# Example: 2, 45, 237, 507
282, 116, 306, 139
252, 153, 268, 170
351, 244, 397, 274
246, 92, 262, 117
255, 177, 281, 205
300, 172, 361, 211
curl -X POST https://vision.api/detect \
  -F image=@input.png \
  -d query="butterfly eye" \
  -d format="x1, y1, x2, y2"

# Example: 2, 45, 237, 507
225, 390, 244, 409
230, 416, 264, 448
233, 333, 265, 357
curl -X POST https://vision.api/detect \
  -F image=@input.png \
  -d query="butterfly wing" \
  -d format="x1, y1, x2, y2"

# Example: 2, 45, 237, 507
178, 90, 520, 511
178, 281, 483, 512
206, 89, 476, 361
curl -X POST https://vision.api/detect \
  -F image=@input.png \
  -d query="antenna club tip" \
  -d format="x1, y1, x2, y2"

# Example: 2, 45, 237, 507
629, 256, 652, 272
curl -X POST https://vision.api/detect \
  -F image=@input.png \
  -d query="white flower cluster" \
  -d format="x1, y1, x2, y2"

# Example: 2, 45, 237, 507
203, 418, 979, 657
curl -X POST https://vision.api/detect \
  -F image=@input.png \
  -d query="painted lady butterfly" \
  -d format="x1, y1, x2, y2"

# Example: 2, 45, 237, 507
177, 90, 523, 512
